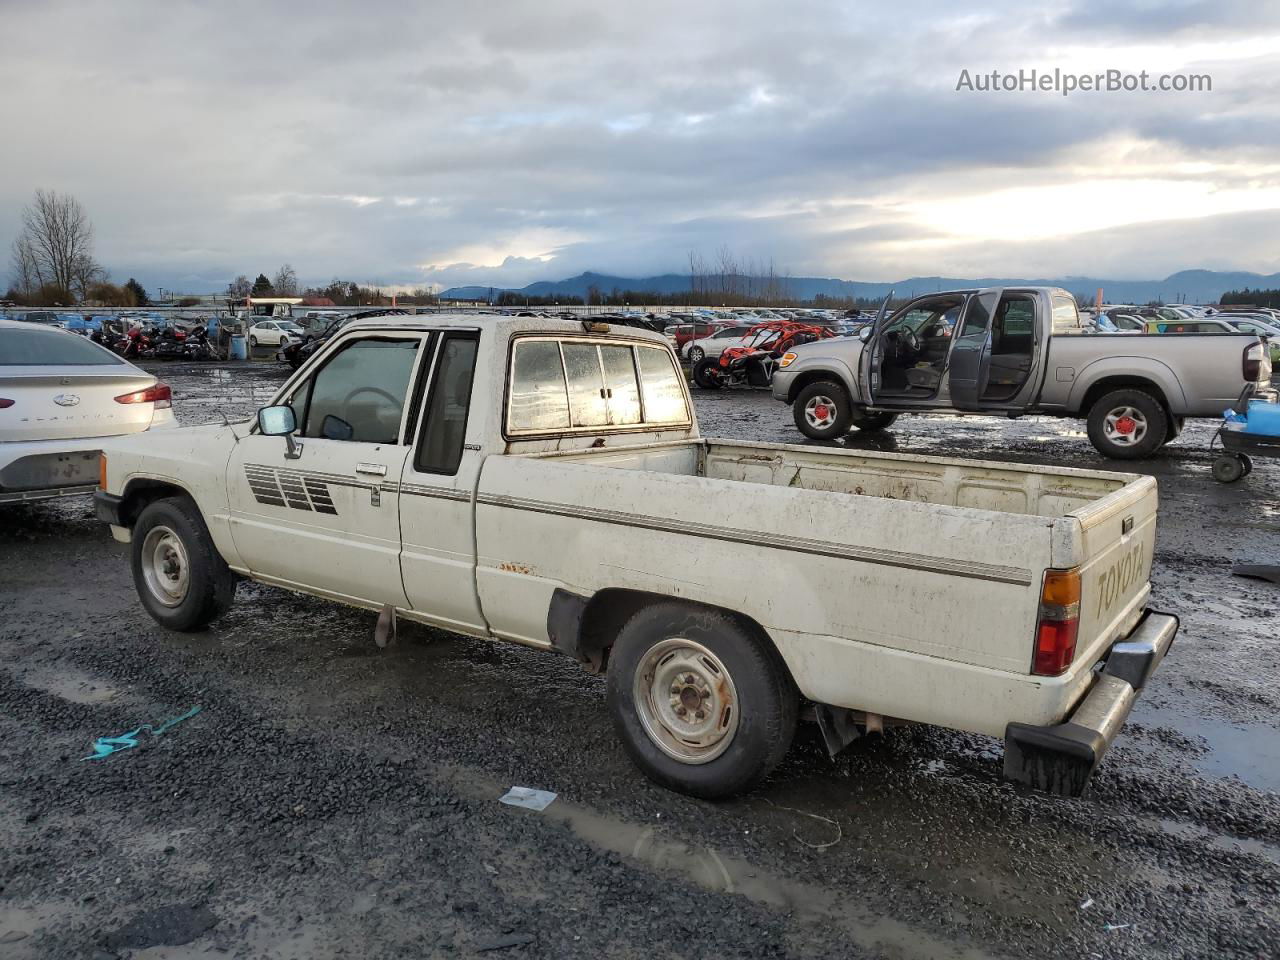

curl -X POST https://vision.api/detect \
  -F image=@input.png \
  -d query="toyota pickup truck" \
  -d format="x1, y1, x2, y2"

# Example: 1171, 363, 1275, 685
95, 315, 1177, 799
772, 286, 1274, 458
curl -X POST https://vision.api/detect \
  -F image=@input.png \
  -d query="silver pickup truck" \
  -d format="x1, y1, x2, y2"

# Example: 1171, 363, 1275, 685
773, 286, 1274, 458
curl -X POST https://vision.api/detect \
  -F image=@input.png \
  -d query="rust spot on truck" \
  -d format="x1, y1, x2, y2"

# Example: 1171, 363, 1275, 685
499, 561, 532, 575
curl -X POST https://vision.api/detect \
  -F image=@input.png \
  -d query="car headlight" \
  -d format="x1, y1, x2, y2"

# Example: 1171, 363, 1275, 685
779, 352, 797, 367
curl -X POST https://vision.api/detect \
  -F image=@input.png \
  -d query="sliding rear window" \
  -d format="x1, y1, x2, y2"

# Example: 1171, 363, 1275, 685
506, 337, 690, 436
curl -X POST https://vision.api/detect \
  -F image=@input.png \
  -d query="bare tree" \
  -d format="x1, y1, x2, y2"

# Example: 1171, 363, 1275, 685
273, 263, 299, 296
14, 190, 99, 296
9, 234, 45, 296
227, 275, 251, 300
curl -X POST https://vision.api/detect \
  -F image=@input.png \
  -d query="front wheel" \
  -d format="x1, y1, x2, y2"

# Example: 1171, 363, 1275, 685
131, 496, 237, 631
1212, 454, 1245, 483
792, 379, 853, 440
687, 346, 706, 364
1086, 388, 1168, 459
248, 335, 258, 348
606, 602, 798, 799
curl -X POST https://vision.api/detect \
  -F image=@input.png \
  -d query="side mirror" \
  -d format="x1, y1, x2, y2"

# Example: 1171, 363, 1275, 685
258, 404, 296, 435
858, 326, 873, 343
257, 404, 303, 459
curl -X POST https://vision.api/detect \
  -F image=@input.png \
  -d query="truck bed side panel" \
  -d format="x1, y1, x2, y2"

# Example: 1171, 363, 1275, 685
475, 455, 1054, 682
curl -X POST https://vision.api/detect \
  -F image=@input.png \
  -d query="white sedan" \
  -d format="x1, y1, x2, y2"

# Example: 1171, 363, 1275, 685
683, 325, 778, 363
0, 319, 177, 504
248, 320, 304, 347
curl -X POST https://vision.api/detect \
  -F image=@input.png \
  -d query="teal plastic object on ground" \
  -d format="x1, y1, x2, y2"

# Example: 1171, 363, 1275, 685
81, 706, 202, 761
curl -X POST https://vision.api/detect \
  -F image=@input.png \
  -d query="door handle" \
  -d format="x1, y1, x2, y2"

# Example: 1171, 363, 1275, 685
355, 463, 387, 477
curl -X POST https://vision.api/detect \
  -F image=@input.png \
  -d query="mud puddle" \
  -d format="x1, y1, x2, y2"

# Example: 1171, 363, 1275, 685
1133, 703, 1280, 793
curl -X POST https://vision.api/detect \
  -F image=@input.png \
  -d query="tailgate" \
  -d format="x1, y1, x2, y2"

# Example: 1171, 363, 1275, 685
1063, 475, 1158, 668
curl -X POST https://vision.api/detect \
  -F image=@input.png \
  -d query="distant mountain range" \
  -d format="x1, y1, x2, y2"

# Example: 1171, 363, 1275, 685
440, 269, 1280, 305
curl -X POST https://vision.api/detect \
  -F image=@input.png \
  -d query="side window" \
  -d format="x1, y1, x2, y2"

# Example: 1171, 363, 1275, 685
997, 297, 1036, 335
636, 346, 690, 423
1051, 297, 1079, 332
300, 338, 420, 443
957, 294, 992, 339
416, 334, 479, 474
509, 340, 570, 431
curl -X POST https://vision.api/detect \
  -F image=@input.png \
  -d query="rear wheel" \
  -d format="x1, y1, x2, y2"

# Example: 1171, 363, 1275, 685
131, 496, 237, 631
793, 379, 852, 440
692, 358, 722, 389
606, 602, 798, 799
1086, 389, 1167, 459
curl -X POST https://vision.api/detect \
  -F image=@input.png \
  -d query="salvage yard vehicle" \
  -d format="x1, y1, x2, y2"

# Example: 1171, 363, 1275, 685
774, 286, 1274, 458
96, 314, 1177, 799
0, 319, 175, 504
693, 320, 836, 390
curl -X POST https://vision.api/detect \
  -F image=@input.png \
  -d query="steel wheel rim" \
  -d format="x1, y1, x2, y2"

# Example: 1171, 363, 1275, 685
804, 394, 838, 429
1102, 405, 1148, 446
141, 525, 190, 607
633, 638, 739, 765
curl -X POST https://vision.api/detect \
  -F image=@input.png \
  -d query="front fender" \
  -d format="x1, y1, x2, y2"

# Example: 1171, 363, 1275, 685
775, 356, 860, 403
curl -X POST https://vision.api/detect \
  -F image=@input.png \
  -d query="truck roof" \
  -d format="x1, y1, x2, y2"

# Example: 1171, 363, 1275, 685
341, 312, 671, 346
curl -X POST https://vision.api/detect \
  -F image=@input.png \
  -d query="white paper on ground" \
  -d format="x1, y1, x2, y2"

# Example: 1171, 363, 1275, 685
499, 786, 558, 811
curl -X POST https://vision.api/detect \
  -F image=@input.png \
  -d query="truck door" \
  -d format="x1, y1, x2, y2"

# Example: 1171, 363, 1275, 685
857, 292, 894, 407
397, 329, 489, 634
949, 289, 1046, 412
225, 332, 430, 607
947, 288, 1001, 409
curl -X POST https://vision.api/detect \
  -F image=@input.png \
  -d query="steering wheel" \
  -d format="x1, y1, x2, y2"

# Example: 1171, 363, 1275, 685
902, 330, 922, 355
342, 386, 402, 417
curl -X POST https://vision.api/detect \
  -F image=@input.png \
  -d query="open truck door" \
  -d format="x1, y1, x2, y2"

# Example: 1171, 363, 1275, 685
857, 291, 894, 407
948, 288, 1001, 409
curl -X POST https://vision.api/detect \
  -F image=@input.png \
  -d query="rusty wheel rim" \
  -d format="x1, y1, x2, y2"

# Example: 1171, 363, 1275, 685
634, 638, 739, 764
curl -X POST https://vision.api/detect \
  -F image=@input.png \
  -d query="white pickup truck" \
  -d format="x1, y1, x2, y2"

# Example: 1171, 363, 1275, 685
95, 315, 1176, 799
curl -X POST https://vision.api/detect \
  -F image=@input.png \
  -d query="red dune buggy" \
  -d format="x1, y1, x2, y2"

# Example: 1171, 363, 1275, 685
692, 321, 836, 389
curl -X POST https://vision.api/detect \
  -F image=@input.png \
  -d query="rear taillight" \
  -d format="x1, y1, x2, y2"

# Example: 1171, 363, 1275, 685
115, 382, 172, 409
0, 398, 13, 408
1243, 341, 1271, 382
1033, 569, 1081, 676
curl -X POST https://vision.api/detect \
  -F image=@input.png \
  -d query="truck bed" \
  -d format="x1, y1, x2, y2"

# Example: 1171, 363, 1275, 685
473, 439, 1157, 737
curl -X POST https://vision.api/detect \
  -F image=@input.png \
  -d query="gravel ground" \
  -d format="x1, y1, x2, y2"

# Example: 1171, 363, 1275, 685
1, 359, 1278, 959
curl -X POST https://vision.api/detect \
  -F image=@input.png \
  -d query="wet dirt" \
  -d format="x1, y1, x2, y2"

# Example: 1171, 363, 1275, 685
1, 359, 1277, 958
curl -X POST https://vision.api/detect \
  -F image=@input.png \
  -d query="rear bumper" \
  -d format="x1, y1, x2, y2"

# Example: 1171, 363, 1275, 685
1004, 610, 1178, 797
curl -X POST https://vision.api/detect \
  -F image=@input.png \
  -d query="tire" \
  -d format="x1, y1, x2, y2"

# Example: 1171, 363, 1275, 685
850, 410, 898, 432
687, 346, 705, 364
692, 358, 722, 390
1212, 455, 1245, 483
248, 335, 258, 348
1242, 454, 1254, 476
1086, 389, 1168, 459
793, 379, 853, 440
606, 602, 798, 799
131, 496, 237, 631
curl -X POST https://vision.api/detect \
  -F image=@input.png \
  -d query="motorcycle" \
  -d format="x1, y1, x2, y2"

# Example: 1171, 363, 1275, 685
152, 326, 188, 360
181, 326, 218, 361
115, 324, 156, 360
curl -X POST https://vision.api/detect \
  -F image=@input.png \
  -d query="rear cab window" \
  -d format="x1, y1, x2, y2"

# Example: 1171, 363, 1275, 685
506, 336, 691, 436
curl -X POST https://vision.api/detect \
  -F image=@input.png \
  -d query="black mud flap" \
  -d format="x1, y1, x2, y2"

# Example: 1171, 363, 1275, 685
547, 588, 590, 660
1003, 721, 1107, 799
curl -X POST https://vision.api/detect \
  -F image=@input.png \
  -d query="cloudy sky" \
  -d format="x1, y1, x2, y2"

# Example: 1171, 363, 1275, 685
4, 0, 1280, 293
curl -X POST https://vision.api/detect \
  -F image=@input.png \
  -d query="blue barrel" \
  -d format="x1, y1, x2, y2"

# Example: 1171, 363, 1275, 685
228, 335, 248, 360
